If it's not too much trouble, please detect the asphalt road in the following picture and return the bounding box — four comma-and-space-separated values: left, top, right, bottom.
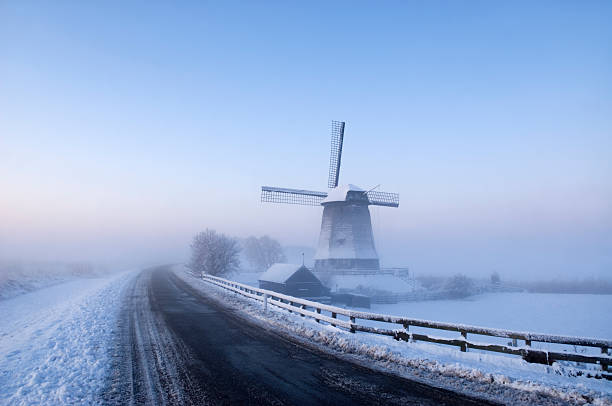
105, 267, 498, 405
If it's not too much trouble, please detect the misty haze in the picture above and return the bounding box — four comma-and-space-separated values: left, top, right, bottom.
1, 1, 611, 405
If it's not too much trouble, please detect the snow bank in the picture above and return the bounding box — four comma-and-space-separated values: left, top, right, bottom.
0, 261, 110, 301
0, 270, 135, 405
175, 266, 612, 406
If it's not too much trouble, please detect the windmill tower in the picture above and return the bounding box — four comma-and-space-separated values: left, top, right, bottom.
261, 121, 399, 273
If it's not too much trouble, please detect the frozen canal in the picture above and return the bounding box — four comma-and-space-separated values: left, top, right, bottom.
371, 292, 612, 339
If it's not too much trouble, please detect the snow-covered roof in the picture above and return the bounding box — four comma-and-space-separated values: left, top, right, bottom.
321, 184, 365, 204
259, 263, 306, 283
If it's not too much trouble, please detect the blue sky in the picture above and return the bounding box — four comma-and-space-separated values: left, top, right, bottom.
1, 1, 610, 278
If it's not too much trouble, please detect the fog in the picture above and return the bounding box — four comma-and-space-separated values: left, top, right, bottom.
1, 139, 610, 279
1, 1, 610, 281
2, 200, 610, 280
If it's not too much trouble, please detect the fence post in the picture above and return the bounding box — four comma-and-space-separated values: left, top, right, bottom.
331, 312, 337, 327
316, 308, 321, 323
263, 293, 268, 315
460, 331, 467, 352
350, 316, 356, 333
300, 304, 305, 317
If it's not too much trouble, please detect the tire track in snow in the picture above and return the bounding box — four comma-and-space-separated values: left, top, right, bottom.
104, 268, 209, 405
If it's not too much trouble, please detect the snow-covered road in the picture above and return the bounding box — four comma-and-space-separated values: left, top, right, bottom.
2, 266, 609, 405
188, 269, 612, 405
107, 266, 494, 405
103, 266, 209, 405
0, 270, 135, 405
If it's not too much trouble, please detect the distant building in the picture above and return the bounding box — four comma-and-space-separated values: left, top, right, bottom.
258, 264, 327, 298
260, 121, 400, 274
330, 292, 370, 308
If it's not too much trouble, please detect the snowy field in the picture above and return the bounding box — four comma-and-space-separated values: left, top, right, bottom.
370, 293, 612, 340
231, 271, 612, 340
182, 268, 612, 405
0, 270, 135, 405
0, 262, 108, 301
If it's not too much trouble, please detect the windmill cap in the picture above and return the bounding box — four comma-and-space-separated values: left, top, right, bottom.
321, 184, 368, 205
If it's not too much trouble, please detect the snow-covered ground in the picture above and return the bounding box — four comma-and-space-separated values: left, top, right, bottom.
370, 293, 612, 340
188, 268, 612, 405
0, 270, 135, 405
0, 262, 110, 301
232, 271, 612, 339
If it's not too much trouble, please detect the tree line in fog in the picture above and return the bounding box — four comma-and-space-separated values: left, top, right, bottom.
188, 229, 285, 276
514, 278, 612, 294
417, 273, 612, 296
188, 229, 612, 295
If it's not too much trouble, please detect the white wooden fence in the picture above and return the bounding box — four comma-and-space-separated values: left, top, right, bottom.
201, 274, 611, 379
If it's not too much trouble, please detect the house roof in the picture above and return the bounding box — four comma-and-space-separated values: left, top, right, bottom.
259, 263, 307, 283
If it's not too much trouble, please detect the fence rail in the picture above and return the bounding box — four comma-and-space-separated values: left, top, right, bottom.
201, 274, 611, 378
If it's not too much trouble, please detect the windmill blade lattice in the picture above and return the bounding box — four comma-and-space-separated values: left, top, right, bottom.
327, 121, 345, 188
366, 190, 400, 207
261, 186, 328, 206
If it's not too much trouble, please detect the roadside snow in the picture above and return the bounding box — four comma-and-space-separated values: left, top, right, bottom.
0, 262, 109, 301
176, 266, 612, 406
0, 270, 135, 405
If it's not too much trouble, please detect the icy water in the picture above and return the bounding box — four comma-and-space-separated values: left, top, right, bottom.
371, 293, 612, 339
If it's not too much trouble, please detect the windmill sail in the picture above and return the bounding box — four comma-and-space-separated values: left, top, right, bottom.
261, 186, 327, 206
327, 121, 345, 188
260, 120, 400, 273
366, 190, 400, 207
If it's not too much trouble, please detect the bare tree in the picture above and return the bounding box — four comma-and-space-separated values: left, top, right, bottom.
189, 229, 241, 276
243, 235, 286, 270
490, 271, 501, 285
69, 262, 95, 277
243, 236, 261, 269
444, 274, 475, 299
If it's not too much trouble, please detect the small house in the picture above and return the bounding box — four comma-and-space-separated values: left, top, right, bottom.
258, 264, 327, 298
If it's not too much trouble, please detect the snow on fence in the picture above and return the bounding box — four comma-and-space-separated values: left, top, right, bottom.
201, 274, 612, 379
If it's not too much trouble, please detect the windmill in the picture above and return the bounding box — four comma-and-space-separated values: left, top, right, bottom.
261, 121, 399, 272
